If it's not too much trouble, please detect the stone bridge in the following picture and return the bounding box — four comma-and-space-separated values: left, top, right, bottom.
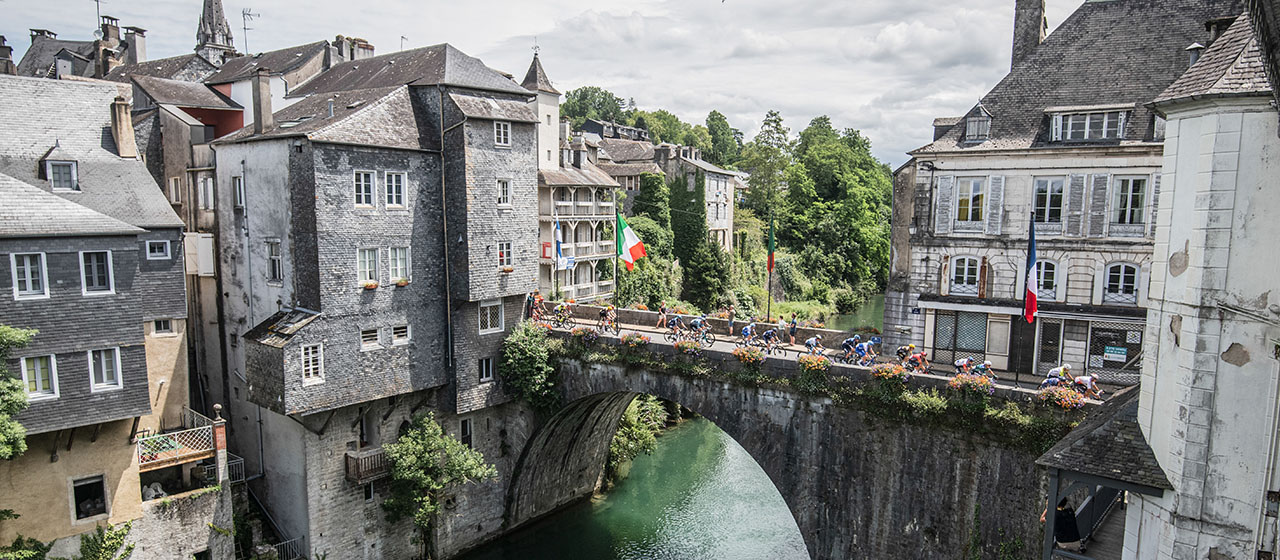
504, 330, 1080, 559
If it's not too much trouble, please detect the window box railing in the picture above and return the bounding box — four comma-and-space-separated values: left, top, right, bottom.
345, 447, 390, 485
137, 407, 216, 472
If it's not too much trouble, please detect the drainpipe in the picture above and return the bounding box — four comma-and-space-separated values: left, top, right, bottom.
438, 85, 467, 370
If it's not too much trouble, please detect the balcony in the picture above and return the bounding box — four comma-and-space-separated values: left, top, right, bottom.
543, 200, 616, 220
345, 447, 391, 485
137, 407, 216, 472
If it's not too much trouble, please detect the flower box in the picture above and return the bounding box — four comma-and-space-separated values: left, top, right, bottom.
394, 278, 410, 287
362, 281, 379, 290
501, 266, 514, 273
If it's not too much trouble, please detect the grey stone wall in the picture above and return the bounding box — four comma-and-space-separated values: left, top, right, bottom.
451, 297, 520, 415
130, 486, 235, 559
134, 228, 187, 321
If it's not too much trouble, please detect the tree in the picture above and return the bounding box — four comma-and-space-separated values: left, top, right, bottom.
682, 241, 729, 311
706, 110, 741, 167
614, 256, 676, 310
560, 86, 628, 129
667, 171, 709, 267
383, 413, 498, 542
738, 110, 792, 215
500, 321, 559, 413
631, 173, 671, 231
605, 395, 669, 482
626, 215, 673, 260
0, 325, 36, 460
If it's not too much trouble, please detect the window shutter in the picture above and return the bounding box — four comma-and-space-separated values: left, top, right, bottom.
934, 176, 955, 235
1066, 174, 1087, 237
1051, 115, 1063, 141
978, 256, 989, 298
940, 256, 951, 296
984, 175, 1005, 235
1087, 174, 1110, 237
1148, 173, 1161, 237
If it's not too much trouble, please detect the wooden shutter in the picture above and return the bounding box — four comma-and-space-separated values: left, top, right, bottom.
1148, 173, 1161, 237
978, 256, 990, 298
934, 176, 955, 235
1066, 174, 1087, 237
1051, 115, 1063, 141
984, 175, 1005, 235
1087, 174, 1110, 237
940, 255, 951, 296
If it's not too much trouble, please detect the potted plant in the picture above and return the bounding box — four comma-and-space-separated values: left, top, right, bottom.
501, 266, 514, 273
362, 280, 379, 290
395, 277, 410, 287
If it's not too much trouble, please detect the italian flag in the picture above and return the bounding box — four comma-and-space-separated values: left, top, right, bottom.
616, 212, 647, 270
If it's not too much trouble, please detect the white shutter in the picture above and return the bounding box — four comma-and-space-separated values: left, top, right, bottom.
1148, 173, 1161, 237
934, 176, 955, 235
984, 175, 1005, 235
197, 233, 215, 277
1051, 115, 1063, 141
1066, 174, 1087, 237
183, 232, 200, 276
1087, 174, 1110, 238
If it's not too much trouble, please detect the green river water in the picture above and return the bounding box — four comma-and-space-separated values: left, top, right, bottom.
459, 417, 809, 560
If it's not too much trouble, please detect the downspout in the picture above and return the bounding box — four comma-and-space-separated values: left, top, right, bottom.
438, 86, 468, 369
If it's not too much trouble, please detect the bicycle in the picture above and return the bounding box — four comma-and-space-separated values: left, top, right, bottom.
596, 317, 620, 336
664, 326, 685, 343
762, 339, 788, 357
694, 329, 717, 348
550, 311, 576, 330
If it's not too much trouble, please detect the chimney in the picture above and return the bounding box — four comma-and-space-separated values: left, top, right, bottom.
110, 96, 138, 158
560, 117, 571, 144
96, 16, 123, 78
0, 36, 15, 75
30, 29, 57, 41
1011, 0, 1047, 69
123, 26, 146, 65
99, 16, 120, 42
573, 148, 583, 168
252, 68, 273, 133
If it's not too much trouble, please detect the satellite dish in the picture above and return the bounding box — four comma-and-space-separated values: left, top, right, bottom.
93, 29, 104, 40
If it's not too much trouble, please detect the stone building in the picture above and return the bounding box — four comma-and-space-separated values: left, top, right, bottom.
212, 43, 541, 558
596, 136, 664, 213
524, 55, 622, 302
885, 0, 1244, 381
581, 117, 650, 141
0, 75, 232, 558
15, 16, 155, 80
656, 144, 735, 252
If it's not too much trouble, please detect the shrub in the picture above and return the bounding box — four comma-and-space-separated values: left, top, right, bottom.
621, 333, 651, 349
384, 413, 498, 536
797, 354, 830, 375
871, 363, 911, 385
501, 321, 560, 413
732, 346, 765, 366
948, 374, 996, 397
674, 340, 701, 356
832, 287, 860, 313
632, 303, 649, 311
1038, 386, 1085, 410
570, 327, 599, 346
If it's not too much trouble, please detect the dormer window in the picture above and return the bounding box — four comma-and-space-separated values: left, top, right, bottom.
1051, 110, 1127, 141
964, 115, 991, 143
47, 161, 78, 191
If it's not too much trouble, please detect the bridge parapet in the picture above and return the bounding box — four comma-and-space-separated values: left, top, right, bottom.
548, 301, 870, 341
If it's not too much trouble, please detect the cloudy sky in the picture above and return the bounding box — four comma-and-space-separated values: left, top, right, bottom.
4, 0, 1084, 166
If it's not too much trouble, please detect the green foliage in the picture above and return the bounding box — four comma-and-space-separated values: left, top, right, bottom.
632, 173, 672, 233
738, 110, 792, 215
626, 215, 672, 260
681, 242, 729, 312
705, 110, 741, 167
0, 535, 50, 560
500, 321, 561, 413
668, 172, 708, 267
614, 256, 676, 310
0, 325, 37, 460
605, 395, 670, 482
383, 413, 498, 533
559, 86, 628, 129
73, 521, 134, 560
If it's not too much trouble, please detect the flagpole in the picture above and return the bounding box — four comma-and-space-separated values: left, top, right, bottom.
766, 210, 774, 321
613, 188, 619, 301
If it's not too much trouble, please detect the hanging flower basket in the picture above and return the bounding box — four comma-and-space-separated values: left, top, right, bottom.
570, 327, 599, 346
501, 266, 514, 273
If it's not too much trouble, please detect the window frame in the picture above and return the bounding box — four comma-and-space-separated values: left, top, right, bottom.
391, 325, 411, 346
146, 240, 171, 260
497, 241, 513, 268
78, 250, 115, 296
1103, 263, 1140, 305
478, 299, 504, 335
479, 357, 495, 383
357, 248, 379, 285
70, 475, 109, 522
954, 177, 986, 223
950, 256, 981, 296
266, 240, 283, 283
20, 354, 58, 400
496, 179, 511, 207
460, 418, 473, 449
1033, 177, 1065, 224
385, 171, 406, 208
301, 343, 324, 384
11, 252, 50, 300
153, 319, 174, 335
493, 121, 511, 147
360, 328, 382, 351
1036, 261, 1058, 301
964, 115, 990, 143
1112, 176, 1147, 225
389, 246, 410, 282
353, 170, 375, 207
199, 177, 214, 210
87, 347, 123, 392
168, 177, 182, 203
1053, 111, 1127, 141
47, 160, 79, 191
233, 176, 245, 208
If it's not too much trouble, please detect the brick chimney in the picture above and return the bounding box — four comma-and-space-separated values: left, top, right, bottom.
110, 96, 138, 158
252, 68, 273, 133
1011, 0, 1047, 69
0, 36, 15, 75
123, 26, 146, 65
96, 16, 123, 78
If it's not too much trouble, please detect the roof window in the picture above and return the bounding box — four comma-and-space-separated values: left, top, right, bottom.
46, 161, 79, 191
1050, 110, 1128, 141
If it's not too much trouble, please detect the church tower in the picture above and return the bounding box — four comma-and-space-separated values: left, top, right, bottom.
523, 53, 561, 172
195, 0, 235, 66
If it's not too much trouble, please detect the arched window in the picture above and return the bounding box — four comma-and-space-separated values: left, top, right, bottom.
951, 256, 980, 296
1104, 263, 1139, 304
1036, 261, 1058, 300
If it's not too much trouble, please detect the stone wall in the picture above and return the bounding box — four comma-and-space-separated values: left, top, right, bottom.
130, 486, 235, 559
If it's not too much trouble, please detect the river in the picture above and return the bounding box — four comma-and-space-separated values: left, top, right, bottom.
459, 417, 809, 560
826, 293, 885, 333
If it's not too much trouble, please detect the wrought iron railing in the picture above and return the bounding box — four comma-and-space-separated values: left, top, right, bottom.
138, 407, 216, 471
273, 537, 306, 560
203, 452, 245, 484
345, 447, 390, 485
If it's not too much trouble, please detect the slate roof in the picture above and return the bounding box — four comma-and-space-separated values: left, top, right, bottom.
244, 308, 321, 348
597, 162, 663, 177
915, 0, 1246, 154
521, 54, 560, 95
103, 53, 216, 83
1037, 386, 1173, 492
204, 41, 329, 84
539, 162, 620, 188
0, 75, 183, 229
681, 156, 733, 176
598, 138, 655, 163
218, 85, 429, 151
132, 75, 240, 109
0, 172, 143, 238
449, 92, 538, 122
1155, 14, 1273, 104
288, 43, 531, 98
1250, 0, 1280, 99
15, 35, 96, 77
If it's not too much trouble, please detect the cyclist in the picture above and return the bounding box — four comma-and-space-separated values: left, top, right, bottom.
760, 327, 780, 352
954, 357, 975, 375
597, 305, 617, 331
532, 291, 545, 320
853, 339, 877, 366
688, 314, 708, 335
896, 343, 916, 362
1072, 374, 1103, 399
905, 349, 930, 373
804, 335, 824, 355
1039, 363, 1074, 389
740, 321, 758, 345
840, 335, 862, 362
553, 301, 572, 320
972, 360, 995, 379
666, 313, 683, 336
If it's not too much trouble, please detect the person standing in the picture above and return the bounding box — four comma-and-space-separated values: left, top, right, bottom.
655, 302, 669, 329
727, 305, 736, 335
1041, 498, 1083, 552
788, 312, 799, 345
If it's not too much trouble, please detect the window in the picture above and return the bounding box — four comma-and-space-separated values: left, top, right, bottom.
199, 177, 213, 210
354, 171, 374, 206
964, 115, 990, 142
80, 251, 113, 295
478, 300, 504, 334
1036, 261, 1057, 300
389, 247, 410, 281
497, 242, 512, 268
301, 344, 324, 381
168, 177, 182, 202
21, 355, 56, 398
233, 176, 245, 208
1054, 111, 1126, 141
11, 253, 48, 299
497, 179, 511, 206
493, 121, 511, 146
386, 172, 405, 208
48, 161, 78, 190
363, 483, 375, 502
1033, 177, 1065, 223
1113, 177, 1146, 225
360, 328, 381, 351
153, 319, 173, 334
144, 240, 170, 260
72, 476, 107, 520
88, 348, 121, 391
479, 357, 494, 383
460, 418, 473, 449
357, 248, 378, 284
1104, 263, 1139, 304
267, 241, 283, 282
391, 325, 410, 345
955, 178, 985, 222
951, 256, 980, 296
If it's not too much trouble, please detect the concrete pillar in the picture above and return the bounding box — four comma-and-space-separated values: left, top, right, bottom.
213, 403, 229, 483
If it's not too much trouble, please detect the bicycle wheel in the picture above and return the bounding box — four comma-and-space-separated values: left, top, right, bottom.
701, 332, 717, 348
664, 331, 678, 343
610, 323, 621, 336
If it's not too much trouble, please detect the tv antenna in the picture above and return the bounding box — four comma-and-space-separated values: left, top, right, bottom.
400, 35, 408, 52
94, 0, 106, 23
241, 8, 260, 53
532, 35, 539, 56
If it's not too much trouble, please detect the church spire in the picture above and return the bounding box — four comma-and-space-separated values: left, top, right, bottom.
521, 53, 560, 95
195, 0, 235, 66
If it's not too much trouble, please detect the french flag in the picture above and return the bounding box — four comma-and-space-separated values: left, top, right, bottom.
1024, 213, 1038, 323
